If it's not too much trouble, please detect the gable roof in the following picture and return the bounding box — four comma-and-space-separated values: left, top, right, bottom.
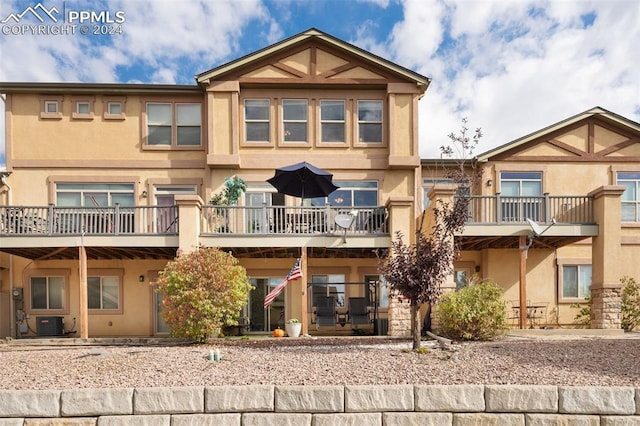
476, 106, 640, 161
196, 28, 430, 90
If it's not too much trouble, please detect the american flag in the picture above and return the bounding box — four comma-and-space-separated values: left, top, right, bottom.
264, 258, 303, 308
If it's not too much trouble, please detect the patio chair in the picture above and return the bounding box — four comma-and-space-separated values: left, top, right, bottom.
348, 297, 370, 327
314, 296, 337, 329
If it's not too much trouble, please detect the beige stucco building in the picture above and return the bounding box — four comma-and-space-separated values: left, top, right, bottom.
1, 28, 638, 340
0, 29, 427, 339
423, 107, 640, 330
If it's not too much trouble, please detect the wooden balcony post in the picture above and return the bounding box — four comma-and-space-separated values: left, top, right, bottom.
79, 245, 88, 339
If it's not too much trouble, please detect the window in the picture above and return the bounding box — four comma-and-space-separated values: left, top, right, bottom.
76, 102, 90, 115
40, 95, 63, 119
103, 97, 126, 120
45, 101, 59, 114
561, 264, 592, 299
357, 100, 383, 143
326, 181, 378, 207
311, 274, 345, 308
500, 172, 542, 221
617, 172, 640, 222
146, 102, 202, 147
244, 99, 270, 142
71, 97, 95, 119
88, 276, 120, 310
56, 183, 134, 207
30, 276, 65, 310
283, 99, 308, 142
108, 102, 122, 115
320, 100, 345, 142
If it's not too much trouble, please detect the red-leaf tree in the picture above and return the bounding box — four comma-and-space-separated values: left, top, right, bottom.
377, 119, 482, 349
154, 246, 252, 343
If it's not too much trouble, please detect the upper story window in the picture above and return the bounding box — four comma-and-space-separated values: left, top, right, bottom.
40, 95, 63, 119
71, 97, 95, 120
45, 101, 59, 114
244, 99, 270, 142
103, 97, 126, 120
617, 172, 640, 222
422, 178, 454, 210
320, 100, 345, 143
283, 99, 308, 142
357, 100, 383, 143
76, 102, 90, 114
146, 102, 202, 148
500, 172, 542, 222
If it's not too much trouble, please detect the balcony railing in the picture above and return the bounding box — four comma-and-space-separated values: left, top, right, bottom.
0, 205, 179, 236
1, 205, 389, 237
462, 194, 595, 224
201, 205, 388, 235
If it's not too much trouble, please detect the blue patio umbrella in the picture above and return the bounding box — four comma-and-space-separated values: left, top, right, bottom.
267, 161, 339, 201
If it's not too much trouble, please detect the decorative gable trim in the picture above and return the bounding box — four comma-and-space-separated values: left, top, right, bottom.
478, 107, 640, 163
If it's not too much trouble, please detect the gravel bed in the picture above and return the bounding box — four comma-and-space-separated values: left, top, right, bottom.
0, 335, 638, 390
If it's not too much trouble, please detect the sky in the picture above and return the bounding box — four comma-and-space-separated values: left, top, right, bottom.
1, 0, 639, 166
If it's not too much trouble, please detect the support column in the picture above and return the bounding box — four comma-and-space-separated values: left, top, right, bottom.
78, 246, 88, 339
385, 196, 414, 337
175, 195, 203, 254
589, 185, 625, 329
301, 248, 308, 336
518, 236, 528, 329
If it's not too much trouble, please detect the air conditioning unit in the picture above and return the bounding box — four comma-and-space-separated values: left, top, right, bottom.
36, 316, 64, 336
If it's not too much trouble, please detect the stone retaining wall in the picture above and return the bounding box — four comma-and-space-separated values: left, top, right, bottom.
0, 385, 638, 425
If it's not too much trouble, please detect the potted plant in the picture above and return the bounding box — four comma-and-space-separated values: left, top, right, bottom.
285, 319, 302, 338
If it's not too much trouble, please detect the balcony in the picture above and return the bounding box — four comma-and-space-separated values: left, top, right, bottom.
0, 204, 389, 259
456, 194, 598, 250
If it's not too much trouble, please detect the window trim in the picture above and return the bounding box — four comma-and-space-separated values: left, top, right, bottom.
142, 99, 204, 151
318, 99, 347, 146
617, 171, 640, 223
243, 98, 272, 145
103, 96, 126, 120
557, 259, 592, 303
281, 98, 310, 145
88, 268, 124, 314
24, 269, 71, 316
39, 95, 63, 119
355, 99, 384, 146
71, 96, 95, 120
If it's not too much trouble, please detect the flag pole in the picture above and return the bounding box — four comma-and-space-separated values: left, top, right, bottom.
301, 246, 308, 335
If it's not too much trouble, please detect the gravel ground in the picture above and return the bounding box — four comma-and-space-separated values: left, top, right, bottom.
0, 334, 638, 390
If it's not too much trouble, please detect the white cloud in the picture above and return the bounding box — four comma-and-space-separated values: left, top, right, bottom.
398, 0, 640, 157
1, 0, 638, 166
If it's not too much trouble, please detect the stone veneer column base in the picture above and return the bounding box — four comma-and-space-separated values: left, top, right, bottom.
590, 287, 622, 329
388, 297, 411, 337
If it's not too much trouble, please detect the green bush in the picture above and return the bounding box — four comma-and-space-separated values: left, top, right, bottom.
621, 276, 640, 332
435, 280, 507, 341
571, 276, 640, 331
570, 294, 592, 328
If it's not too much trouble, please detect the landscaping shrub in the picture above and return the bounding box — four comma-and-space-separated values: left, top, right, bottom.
621, 276, 640, 332
435, 280, 507, 341
154, 246, 252, 343
572, 276, 640, 331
